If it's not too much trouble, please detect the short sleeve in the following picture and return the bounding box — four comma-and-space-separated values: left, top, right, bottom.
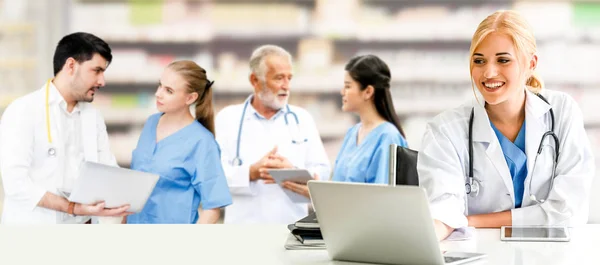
192, 138, 233, 210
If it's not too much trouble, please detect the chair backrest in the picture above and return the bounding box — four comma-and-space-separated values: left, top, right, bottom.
388, 144, 419, 186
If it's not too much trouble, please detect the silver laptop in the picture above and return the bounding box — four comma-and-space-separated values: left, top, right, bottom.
307, 181, 486, 265
68, 161, 160, 212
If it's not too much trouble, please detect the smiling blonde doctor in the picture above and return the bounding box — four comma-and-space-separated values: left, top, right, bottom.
417, 10, 595, 240
215, 45, 330, 224
0, 32, 131, 224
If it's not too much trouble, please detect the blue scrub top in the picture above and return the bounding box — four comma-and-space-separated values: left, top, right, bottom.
332, 122, 407, 184
490, 121, 527, 208
127, 113, 233, 224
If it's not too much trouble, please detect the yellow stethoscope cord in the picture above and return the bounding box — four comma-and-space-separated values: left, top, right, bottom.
45, 78, 53, 144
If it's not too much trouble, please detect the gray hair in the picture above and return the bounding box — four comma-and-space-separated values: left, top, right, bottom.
249, 45, 292, 81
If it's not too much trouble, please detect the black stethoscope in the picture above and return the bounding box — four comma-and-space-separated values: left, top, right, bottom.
231, 96, 307, 166
466, 93, 560, 204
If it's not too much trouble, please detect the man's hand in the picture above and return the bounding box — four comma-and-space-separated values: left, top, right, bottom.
264, 153, 294, 169
74, 201, 133, 217
281, 173, 319, 199
249, 146, 279, 183
257, 152, 295, 184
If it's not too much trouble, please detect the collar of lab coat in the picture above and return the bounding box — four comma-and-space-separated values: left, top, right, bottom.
471, 89, 551, 144
244, 94, 286, 121
43, 80, 97, 162
47, 81, 81, 114
471, 89, 553, 200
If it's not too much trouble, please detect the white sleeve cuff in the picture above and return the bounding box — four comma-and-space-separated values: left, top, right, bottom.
227, 164, 256, 196
27, 186, 47, 211
430, 199, 468, 229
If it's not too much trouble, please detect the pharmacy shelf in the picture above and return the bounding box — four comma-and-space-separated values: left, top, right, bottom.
364, 0, 515, 13
217, 0, 316, 8
107, 35, 307, 58
75, 0, 315, 6
107, 38, 474, 60
0, 22, 35, 33
99, 80, 478, 95
0, 58, 36, 69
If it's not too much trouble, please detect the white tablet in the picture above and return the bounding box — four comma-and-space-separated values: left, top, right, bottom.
500, 226, 570, 242
68, 161, 160, 213
267, 168, 313, 184
267, 169, 313, 203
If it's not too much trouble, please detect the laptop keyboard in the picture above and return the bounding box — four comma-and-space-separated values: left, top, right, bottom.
444, 256, 468, 263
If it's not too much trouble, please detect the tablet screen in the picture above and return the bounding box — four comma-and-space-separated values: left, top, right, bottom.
268, 169, 313, 184
503, 227, 568, 239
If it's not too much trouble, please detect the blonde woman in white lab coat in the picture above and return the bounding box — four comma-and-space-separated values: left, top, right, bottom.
0, 32, 131, 224
417, 10, 595, 240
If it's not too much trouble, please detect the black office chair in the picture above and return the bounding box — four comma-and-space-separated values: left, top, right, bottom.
388, 144, 419, 186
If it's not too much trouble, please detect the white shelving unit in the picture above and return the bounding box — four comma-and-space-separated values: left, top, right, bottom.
64, 0, 600, 166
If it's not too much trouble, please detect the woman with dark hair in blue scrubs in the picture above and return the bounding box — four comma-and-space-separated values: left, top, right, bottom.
282, 55, 408, 197
330, 55, 408, 184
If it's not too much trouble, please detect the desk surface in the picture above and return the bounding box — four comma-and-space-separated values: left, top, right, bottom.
0, 225, 599, 265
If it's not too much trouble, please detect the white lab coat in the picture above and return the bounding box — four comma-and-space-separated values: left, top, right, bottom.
0, 82, 117, 224
215, 96, 330, 224
418, 89, 595, 228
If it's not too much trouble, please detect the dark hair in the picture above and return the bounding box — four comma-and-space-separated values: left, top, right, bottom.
345, 55, 406, 138
53, 32, 112, 75
167, 60, 215, 136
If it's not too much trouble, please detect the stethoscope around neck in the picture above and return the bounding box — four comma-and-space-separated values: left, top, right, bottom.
465, 93, 560, 204
44, 78, 57, 157
231, 96, 307, 166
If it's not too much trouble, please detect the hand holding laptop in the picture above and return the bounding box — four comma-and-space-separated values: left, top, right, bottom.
57, 189, 134, 217
67, 161, 160, 213
74, 201, 133, 217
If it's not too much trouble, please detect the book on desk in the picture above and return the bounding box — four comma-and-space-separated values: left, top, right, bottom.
295, 212, 319, 229
285, 213, 325, 250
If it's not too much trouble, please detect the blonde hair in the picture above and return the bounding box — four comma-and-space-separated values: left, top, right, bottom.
167, 60, 215, 135
469, 10, 543, 94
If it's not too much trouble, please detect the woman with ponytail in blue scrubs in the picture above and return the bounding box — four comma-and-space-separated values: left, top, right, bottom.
126, 61, 232, 224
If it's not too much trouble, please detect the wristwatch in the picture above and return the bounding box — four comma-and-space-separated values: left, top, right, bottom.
67, 202, 76, 217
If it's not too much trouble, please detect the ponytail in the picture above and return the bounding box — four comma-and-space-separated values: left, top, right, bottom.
526, 72, 544, 93
376, 89, 406, 138
195, 80, 215, 136
167, 60, 216, 136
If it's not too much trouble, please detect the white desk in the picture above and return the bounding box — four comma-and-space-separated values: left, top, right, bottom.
0, 225, 599, 265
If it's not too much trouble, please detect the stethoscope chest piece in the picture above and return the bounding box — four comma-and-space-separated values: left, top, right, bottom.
466, 180, 480, 197
232, 157, 242, 166
48, 147, 56, 157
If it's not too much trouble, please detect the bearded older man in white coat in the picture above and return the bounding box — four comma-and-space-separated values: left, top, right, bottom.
215, 45, 330, 224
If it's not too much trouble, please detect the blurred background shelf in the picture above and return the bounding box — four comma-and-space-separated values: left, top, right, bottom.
2, 0, 600, 167
3, 0, 600, 223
